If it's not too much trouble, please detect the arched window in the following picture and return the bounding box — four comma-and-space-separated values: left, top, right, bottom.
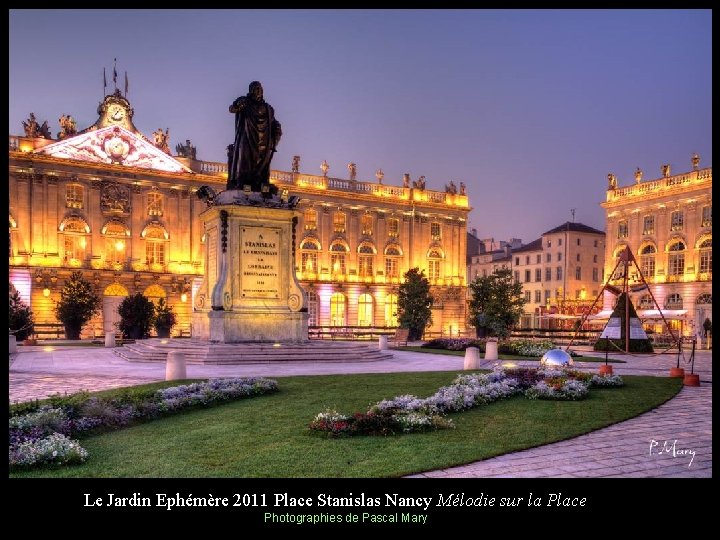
361, 214, 373, 236
330, 292, 346, 326
639, 243, 656, 279
384, 244, 402, 279
330, 241, 348, 276
102, 218, 129, 266
387, 218, 399, 238
333, 212, 346, 233
665, 293, 683, 309
142, 222, 169, 269
147, 190, 163, 216
698, 237, 712, 275
358, 293, 374, 326
304, 208, 317, 231
638, 294, 654, 309
300, 238, 320, 276
427, 248, 444, 281
59, 216, 90, 266
385, 293, 399, 327
144, 284, 166, 301
307, 291, 318, 325
667, 240, 686, 277
696, 293, 711, 305
103, 283, 129, 297
65, 184, 84, 209
358, 242, 375, 279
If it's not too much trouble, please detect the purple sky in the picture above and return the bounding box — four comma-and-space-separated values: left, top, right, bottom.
9, 9, 712, 242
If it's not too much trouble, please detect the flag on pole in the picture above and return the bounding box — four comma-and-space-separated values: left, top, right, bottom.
113, 58, 117, 86
103, 67, 107, 92
124, 71, 128, 96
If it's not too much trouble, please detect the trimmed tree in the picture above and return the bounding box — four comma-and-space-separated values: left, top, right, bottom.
118, 293, 155, 339
468, 267, 525, 339
397, 268, 433, 341
153, 298, 177, 338
9, 281, 34, 341
54, 271, 101, 340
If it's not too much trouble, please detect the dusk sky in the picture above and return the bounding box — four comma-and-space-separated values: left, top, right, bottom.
9, 9, 712, 242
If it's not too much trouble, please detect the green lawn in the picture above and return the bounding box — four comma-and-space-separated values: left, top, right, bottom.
10, 371, 680, 478
399, 346, 626, 363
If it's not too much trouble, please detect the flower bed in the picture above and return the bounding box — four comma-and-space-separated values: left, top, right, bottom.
9, 377, 278, 470
420, 337, 579, 357
309, 368, 623, 437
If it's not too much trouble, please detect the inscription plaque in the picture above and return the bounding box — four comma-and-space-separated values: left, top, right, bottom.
241, 226, 280, 298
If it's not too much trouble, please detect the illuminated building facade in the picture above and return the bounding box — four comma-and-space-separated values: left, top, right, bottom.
9, 91, 470, 337
601, 158, 712, 337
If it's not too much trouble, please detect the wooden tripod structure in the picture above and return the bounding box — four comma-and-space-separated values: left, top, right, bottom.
565, 246, 681, 353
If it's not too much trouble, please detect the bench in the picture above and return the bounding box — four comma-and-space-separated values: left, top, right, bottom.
393, 328, 410, 347
32, 323, 65, 340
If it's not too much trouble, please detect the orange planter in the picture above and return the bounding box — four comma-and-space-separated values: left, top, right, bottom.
683, 374, 700, 387
669, 367, 685, 378
599, 365, 613, 376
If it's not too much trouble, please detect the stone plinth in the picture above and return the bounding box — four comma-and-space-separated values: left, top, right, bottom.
192, 194, 308, 343
166, 351, 187, 380
105, 332, 116, 348
464, 346, 480, 370
9, 334, 17, 354
485, 339, 498, 360
378, 335, 388, 350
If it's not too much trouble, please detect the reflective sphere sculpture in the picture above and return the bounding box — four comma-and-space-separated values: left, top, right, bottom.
540, 348, 574, 367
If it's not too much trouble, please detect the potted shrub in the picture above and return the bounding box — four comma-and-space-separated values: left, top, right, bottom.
153, 298, 177, 338
54, 271, 101, 340
117, 293, 155, 340
9, 281, 34, 343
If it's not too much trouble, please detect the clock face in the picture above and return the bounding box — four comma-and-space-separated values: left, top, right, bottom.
108, 104, 126, 122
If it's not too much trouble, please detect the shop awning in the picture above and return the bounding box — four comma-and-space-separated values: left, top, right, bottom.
637, 309, 688, 319
587, 309, 614, 320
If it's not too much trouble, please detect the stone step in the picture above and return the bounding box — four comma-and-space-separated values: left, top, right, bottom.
112, 339, 392, 364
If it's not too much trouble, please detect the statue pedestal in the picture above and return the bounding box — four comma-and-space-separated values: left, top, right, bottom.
192, 194, 308, 343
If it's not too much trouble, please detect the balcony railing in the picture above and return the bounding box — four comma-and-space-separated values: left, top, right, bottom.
607, 168, 712, 201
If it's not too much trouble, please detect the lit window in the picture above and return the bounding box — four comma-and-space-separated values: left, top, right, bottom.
330, 292, 346, 326
304, 209, 317, 231
617, 220, 628, 239
65, 184, 84, 209
665, 294, 683, 309
638, 295, 653, 309
385, 257, 399, 278
333, 212, 346, 233
640, 244, 656, 279
701, 206, 712, 227
331, 254, 346, 276
670, 211, 684, 232
643, 215, 655, 235
63, 235, 85, 265
361, 214, 373, 236
147, 191, 163, 216
388, 218, 399, 238
307, 292, 318, 325
544, 290, 551, 303
699, 238, 712, 274
428, 260, 441, 281
301, 252, 318, 274
358, 293, 373, 326
359, 255, 374, 278
385, 293, 399, 327
534, 290, 541, 303
146, 242, 165, 266
524, 291, 531, 302
667, 241, 685, 276
430, 222, 441, 241
696, 293, 711, 305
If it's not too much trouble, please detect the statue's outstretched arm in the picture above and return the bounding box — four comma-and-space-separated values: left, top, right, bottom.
229, 96, 247, 113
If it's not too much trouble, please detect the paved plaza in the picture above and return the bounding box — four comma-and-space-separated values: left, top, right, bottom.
9, 343, 712, 478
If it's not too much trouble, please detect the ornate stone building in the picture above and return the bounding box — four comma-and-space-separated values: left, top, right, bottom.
601, 158, 712, 337
9, 91, 470, 338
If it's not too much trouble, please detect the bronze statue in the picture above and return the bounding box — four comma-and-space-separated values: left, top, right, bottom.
692, 153, 700, 170
661, 164, 671, 178
153, 127, 170, 154
58, 114, 77, 139
23, 113, 50, 138
347, 162, 357, 181
176, 139, 196, 160
634, 167, 643, 184
227, 81, 282, 194
292, 155, 300, 173
403, 173, 410, 188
